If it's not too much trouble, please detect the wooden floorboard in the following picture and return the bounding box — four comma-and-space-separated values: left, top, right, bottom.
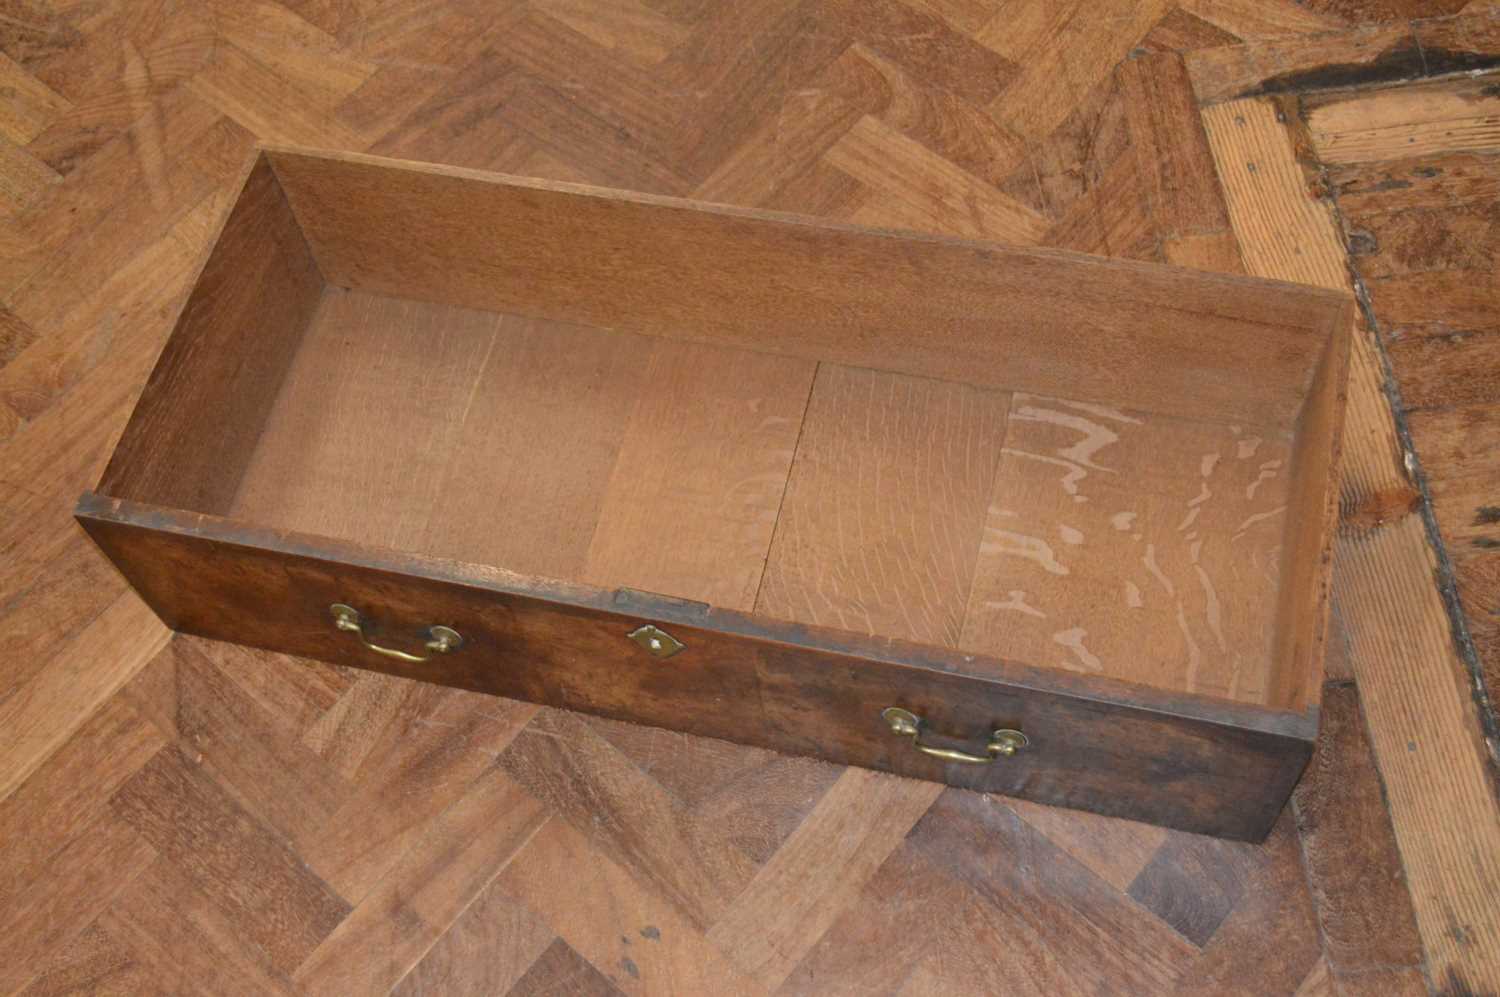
1, 2, 1496, 993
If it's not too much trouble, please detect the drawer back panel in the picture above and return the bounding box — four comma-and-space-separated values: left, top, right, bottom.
264, 147, 1347, 431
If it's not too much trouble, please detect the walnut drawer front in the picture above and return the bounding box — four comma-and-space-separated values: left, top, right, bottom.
79, 495, 1313, 842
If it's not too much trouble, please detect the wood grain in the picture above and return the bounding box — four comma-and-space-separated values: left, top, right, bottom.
97, 153, 325, 514
6, 3, 1498, 992
1184, 22, 1421, 104
266, 146, 1346, 429
582, 340, 815, 610
756, 363, 1009, 647
0, 593, 169, 801
1118, 51, 1233, 240
77, 494, 1315, 840
962, 393, 1295, 704
703, 769, 941, 990
109, 745, 351, 976
1208, 91, 1500, 994
1305, 76, 1500, 164
291, 769, 548, 996
232, 291, 651, 580
1292, 683, 1424, 974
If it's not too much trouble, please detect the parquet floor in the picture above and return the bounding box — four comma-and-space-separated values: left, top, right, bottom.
2, 1, 1498, 994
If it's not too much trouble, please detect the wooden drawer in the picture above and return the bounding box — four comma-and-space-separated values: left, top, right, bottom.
77, 146, 1351, 841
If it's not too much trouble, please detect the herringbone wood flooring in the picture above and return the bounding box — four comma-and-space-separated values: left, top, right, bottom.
2, 0, 1498, 993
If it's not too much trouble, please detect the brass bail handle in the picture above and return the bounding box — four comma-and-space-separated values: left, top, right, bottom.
882, 707, 1027, 764
330, 603, 463, 663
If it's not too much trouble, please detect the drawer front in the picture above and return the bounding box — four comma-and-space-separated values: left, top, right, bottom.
78, 495, 1312, 841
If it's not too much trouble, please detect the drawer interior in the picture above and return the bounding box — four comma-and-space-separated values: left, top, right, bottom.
97, 148, 1349, 718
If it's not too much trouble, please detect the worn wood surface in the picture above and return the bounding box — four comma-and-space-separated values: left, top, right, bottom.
961, 394, 1299, 705
1204, 89, 1500, 993
101, 148, 1345, 726
1312, 70, 1500, 994
76, 494, 1316, 840
3, 1, 1496, 993
266, 145, 1342, 429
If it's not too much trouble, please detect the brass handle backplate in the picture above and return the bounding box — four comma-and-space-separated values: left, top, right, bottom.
330, 603, 463, 662
882, 707, 1027, 764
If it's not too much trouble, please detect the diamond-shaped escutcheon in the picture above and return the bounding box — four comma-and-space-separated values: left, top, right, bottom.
626, 624, 685, 659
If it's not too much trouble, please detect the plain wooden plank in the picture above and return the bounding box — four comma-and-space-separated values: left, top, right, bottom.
110, 746, 353, 977
1305, 76, 1500, 165
827, 113, 1047, 242
291, 768, 549, 997
961, 393, 1295, 705
581, 339, 814, 610
231, 290, 652, 581
1118, 51, 1232, 239
97, 153, 326, 513
1291, 684, 1424, 974
0, 814, 158, 995
0, 593, 169, 802
1202, 100, 1351, 290
265, 146, 1347, 429
756, 363, 1009, 647
1207, 93, 1500, 994
391, 876, 556, 997
494, 819, 766, 996
704, 769, 941, 991
1333, 518, 1500, 992
98, 857, 298, 997
294, 684, 537, 904
0, 694, 164, 900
